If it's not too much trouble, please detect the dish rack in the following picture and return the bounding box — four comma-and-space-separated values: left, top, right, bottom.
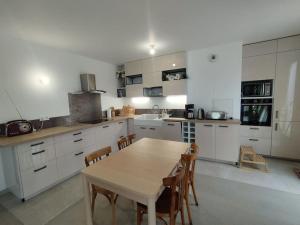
182, 121, 195, 143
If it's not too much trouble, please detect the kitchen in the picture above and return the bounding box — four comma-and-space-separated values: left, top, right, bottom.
0, 1, 300, 225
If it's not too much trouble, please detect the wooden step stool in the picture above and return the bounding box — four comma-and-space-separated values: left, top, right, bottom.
240, 146, 268, 172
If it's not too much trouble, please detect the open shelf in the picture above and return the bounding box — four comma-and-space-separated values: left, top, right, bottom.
126, 74, 143, 85
162, 68, 187, 81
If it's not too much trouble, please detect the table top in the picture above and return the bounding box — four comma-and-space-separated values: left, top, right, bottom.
82, 138, 189, 199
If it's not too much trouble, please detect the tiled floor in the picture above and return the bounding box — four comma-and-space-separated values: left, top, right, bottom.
0, 158, 300, 225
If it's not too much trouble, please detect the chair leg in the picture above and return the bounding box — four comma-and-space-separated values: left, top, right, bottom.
136, 205, 143, 225
185, 197, 193, 225
191, 181, 199, 206
180, 208, 185, 225
91, 191, 97, 216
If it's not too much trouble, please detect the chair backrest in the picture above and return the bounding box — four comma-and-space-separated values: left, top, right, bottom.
117, 137, 129, 150
162, 167, 185, 221
190, 143, 199, 174
180, 154, 195, 197
85, 146, 112, 167
127, 133, 136, 144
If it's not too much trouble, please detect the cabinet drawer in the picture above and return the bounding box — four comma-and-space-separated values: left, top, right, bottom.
57, 151, 85, 180
21, 160, 58, 198
16, 138, 54, 152
240, 137, 271, 155
55, 136, 92, 158
240, 126, 272, 138
18, 145, 56, 171
54, 129, 91, 143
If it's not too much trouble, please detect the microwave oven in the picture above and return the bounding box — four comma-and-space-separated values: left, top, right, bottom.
241, 80, 273, 98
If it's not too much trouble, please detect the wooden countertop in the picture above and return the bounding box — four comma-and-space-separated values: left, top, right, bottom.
0, 116, 129, 147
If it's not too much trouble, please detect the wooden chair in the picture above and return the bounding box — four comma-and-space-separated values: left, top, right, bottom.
85, 147, 118, 225
181, 152, 198, 225
117, 137, 129, 150
127, 133, 136, 144
136, 167, 186, 225
189, 143, 199, 206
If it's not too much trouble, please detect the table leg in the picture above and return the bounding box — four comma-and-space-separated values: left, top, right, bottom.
148, 198, 156, 225
82, 175, 93, 225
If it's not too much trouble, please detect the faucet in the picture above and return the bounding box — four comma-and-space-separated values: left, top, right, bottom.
152, 105, 160, 114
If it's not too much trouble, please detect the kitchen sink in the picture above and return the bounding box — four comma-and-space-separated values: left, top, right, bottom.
134, 114, 169, 126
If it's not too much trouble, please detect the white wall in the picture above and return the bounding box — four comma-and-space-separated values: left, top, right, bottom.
0, 35, 122, 123
123, 95, 186, 110
187, 42, 242, 119
0, 36, 122, 191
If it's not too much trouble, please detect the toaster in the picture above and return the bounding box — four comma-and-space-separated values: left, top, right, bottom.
0, 120, 33, 137
206, 111, 227, 120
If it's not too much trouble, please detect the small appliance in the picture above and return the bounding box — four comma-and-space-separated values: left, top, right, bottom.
184, 104, 195, 119
241, 79, 273, 98
240, 98, 272, 126
0, 120, 33, 137
197, 108, 205, 120
206, 111, 227, 120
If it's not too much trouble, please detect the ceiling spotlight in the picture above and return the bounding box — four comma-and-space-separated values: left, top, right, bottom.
149, 45, 156, 55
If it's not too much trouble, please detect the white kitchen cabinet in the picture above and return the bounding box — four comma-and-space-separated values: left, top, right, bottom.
162, 80, 187, 96
125, 60, 142, 76
134, 125, 162, 140
56, 151, 85, 180
242, 54, 276, 81
141, 58, 157, 73
274, 50, 300, 122
240, 126, 272, 139
158, 52, 186, 71
20, 159, 58, 199
162, 122, 182, 141
277, 35, 300, 52
242, 40, 277, 57
271, 122, 300, 159
215, 125, 239, 162
240, 137, 271, 155
143, 72, 162, 87
195, 124, 216, 159
126, 84, 144, 97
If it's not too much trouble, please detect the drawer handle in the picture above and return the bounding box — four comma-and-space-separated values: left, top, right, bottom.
75, 152, 84, 156
31, 141, 44, 147
140, 127, 147, 130
32, 150, 46, 155
149, 128, 156, 130
204, 124, 213, 127
167, 124, 175, 126
219, 125, 228, 128
34, 165, 47, 173
74, 138, 83, 143
249, 138, 259, 142
73, 132, 82, 136
118, 122, 124, 124
275, 123, 278, 131
250, 127, 259, 130
103, 125, 109, 128
275, 110, 279, 119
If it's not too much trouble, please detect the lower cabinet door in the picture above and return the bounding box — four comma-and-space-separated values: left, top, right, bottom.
134, 126, 149, 140
215, 125, 239, 162
147, 126, 162, 139
21, 160, 58, 198
56, 151, 85, 180
196, 124, 216, 159
240, 137, 271, 155
162, 122, 182, 141
271, 122, 300, 159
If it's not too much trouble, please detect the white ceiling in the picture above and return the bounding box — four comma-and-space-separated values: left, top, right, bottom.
1, 0, 300, 64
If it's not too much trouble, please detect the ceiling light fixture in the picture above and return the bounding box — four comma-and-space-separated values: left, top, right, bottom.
149, 45, 156, 55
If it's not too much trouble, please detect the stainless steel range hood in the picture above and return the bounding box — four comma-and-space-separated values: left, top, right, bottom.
71, 74, 106, 94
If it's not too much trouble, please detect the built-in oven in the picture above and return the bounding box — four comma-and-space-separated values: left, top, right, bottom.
240, 98, 273, 126
241, 80, 273, 98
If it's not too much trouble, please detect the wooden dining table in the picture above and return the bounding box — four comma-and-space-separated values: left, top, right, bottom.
81, 138, 189, 225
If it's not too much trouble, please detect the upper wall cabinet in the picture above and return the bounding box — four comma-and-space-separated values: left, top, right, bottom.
277, 35, 300, 52
125, 60, 142, 76
242, 54, 276, 81
242, 40, 277, 57
162, 80, 187, 96
143, 72, 162, 88
157, 52, 186, 71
